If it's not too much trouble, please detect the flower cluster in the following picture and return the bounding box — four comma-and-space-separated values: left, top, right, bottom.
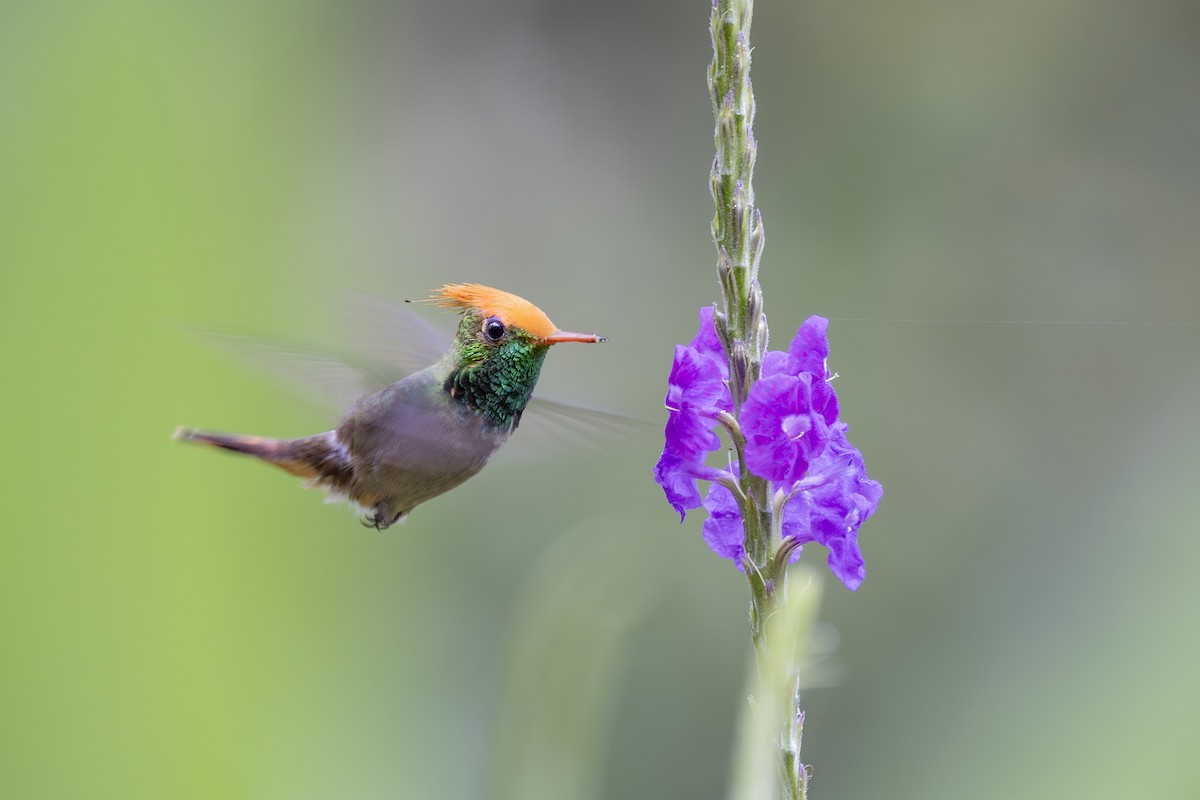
654, 309, 882, 590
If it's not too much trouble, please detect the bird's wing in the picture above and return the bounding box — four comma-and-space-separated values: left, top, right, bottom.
338, 292, 450, 378
176, 294, 451, 416
176, 326, 378, 416
503, 396, 656, 459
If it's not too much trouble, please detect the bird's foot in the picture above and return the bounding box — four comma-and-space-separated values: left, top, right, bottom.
359, 503, 405, 531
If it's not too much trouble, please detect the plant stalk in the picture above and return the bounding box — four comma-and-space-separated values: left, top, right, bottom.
708, 2, 814, 797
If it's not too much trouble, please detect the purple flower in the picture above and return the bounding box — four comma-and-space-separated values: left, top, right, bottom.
743, 316, 842, 484
654, 307, 733, 520
658, 308, 881, 589
700, 425, 880, 589
781, 424, 883, 590
656, 449, 724, 518
742, 372, 832, 485
664, 345, 727, 423
761, 317, 838, 424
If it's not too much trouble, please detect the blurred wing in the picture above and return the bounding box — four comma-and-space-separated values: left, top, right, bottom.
177, 326, 376, 415
339, 292, 450, 378
496, 395, 657, 461
177, 296, 451, 416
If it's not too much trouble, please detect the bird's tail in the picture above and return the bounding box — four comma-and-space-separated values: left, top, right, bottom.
173, 427, 352, 488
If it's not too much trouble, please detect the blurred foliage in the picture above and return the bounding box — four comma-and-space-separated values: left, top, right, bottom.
2, 1, 1199, 798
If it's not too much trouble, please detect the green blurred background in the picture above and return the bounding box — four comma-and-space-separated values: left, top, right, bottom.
3, 1, 1199, 798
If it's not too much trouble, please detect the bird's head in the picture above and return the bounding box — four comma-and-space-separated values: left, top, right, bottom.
427, 283, 605, 370
420, 283, 606, 427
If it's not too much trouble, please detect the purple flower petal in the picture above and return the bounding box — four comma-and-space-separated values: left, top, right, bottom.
654, 310, 734, 519
788, 316, 839, 423
665, 345, 728, 415
664, 406, 720, 457
701, 480, 745, 567
654, 449, 705, 520
689, 306, 727, 369
781, 423, 882, 590
825, 532, 866, 590
758, 317, 838, 422
742, 373, 830, 484
811, 372, 839, 427
788, 316, 831, 379
761, 349, 798, 378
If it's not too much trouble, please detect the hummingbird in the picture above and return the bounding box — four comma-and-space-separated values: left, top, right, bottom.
175, 283, 607, 529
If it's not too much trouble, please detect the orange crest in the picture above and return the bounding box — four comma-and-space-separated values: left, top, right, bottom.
426, 283, 558, 340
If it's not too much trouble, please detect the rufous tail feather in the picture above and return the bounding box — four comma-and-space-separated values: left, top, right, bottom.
173, 427, 351, 485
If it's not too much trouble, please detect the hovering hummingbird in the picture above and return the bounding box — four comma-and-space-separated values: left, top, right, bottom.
175, 283, 607, 529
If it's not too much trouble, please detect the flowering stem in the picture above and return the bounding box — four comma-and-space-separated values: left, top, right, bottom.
728, 568, 821, 800
709, 0, 767, 411
708, 1, 812, 798
658, 8, 881, 785
709, 0, 775, 608
709, 0, 772, 610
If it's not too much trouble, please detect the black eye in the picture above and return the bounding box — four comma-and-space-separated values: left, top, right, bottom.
483, 317, 506, 342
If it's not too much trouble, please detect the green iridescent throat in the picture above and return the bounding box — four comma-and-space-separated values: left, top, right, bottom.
445, 315, 550, 428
